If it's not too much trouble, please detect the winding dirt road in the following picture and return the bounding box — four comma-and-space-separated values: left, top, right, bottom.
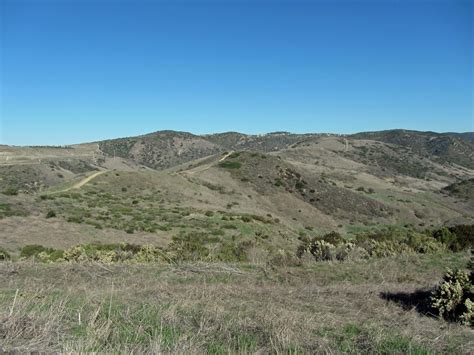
184, 151, 234, 175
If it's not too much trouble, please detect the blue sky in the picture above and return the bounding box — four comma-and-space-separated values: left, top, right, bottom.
1, 0, 472, 145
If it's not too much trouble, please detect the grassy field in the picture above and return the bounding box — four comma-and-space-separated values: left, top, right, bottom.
1, 252, 472, 353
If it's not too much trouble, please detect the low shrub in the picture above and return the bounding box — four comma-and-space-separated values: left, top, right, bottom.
274, 178, 284, 187
20, 245, 50, 258
46, 210, 56, 218
295, 226, 467, 263
215, 240, 253, 262
20, 244, 64, 262
431, 264, 473, 326
166, 240, 210, 262
445, 225, 474, 251
0, 247, 10, 261
218, 161, 241, 169
2, 187, 18, 196
62, 243, 161, 263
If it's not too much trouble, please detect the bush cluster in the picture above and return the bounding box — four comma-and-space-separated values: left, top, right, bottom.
432, 225, 474, 252
431, 256, 473, 327
297, 226, 473, 262
17, 236, 256, 264
167, 231, 254, 262
19, 243, 166, 264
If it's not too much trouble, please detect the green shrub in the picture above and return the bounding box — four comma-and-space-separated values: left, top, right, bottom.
309, 240, 336, 261
20, 245, 50, 258
268, 249, 301, 267
133, 245, 167, 263
166, 240, 210, 262
321, 231, 344, 245
295, 181, 305, 190
218, 161, 241, 169
0, 247, 10, 261
432, 225, 474, 252
62, 243, 154, 263
2, 187, 18, 195
447, 225, 474, 251
431, 268, 473, 326
46, 210, 56, 218
20, 244, 64, 262
296, 226, 451, 263
405, 232, 445, 254
215, 241, 252, 262
274, 178, 284, 187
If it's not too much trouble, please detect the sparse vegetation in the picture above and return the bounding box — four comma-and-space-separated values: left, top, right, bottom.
218, 161, 241, 169
2, 187, 18, 195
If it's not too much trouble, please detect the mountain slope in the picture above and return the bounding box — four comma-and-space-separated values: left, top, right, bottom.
98, 130, 223, 170
351, 129, 474, 169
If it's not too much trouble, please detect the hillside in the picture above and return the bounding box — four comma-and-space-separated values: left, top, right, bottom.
351, 129, 474, 169
98, 131, 223, 170
442, 178, 474, 203
0, 129, 473, 248
1, 128, 474, 352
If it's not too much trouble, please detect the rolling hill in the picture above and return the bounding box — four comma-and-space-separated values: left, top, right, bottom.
0, 129, 473, 253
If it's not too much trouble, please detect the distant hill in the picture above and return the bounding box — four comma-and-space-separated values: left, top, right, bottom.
97, 129, 474, 172
350, 129, 474, 169
204, 132, 322, 152
98, 130, 222, 170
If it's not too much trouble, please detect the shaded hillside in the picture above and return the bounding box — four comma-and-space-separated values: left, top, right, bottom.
448, 132, 474, 144
341, 140, 448, 180
351, 130, 474, 169
442, 178, 474, 201
217, 151, 392, 220
205, 132, 322, 152
98, 131, 222, 170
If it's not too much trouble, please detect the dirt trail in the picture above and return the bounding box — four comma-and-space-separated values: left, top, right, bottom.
48, 170, 106, 194
184, 151, 234, 175
70, 171, 106, 189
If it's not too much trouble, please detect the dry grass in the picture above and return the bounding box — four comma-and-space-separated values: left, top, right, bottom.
1, 253, 473, 353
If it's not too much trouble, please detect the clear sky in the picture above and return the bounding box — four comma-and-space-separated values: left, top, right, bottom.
1, 0, 472, 145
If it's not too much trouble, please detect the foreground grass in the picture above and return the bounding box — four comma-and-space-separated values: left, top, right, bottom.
1, 253, 473, 353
